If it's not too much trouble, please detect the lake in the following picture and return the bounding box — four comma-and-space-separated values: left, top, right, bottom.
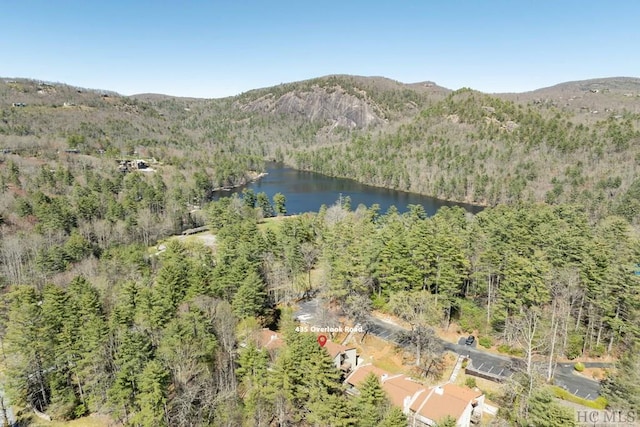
216, 163, 484, 216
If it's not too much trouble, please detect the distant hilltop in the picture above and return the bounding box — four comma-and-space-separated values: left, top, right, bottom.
1, 74, 640, 212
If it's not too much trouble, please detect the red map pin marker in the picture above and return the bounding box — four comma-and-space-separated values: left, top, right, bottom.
317, 335, 327, 347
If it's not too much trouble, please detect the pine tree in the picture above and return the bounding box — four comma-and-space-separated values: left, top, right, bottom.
354, 373, 387, 426
107, 328, 153, 422
232, 270, 267, 319
3, 286, 52, 412
257, 192, 274, 218
157, 308, 217, 374
307, 393, 357, 427
151, 252, 189, 327
186, 246, 215, 298
64, 277, 108, 413
270, 329, 344, 423
526, 388, 576, 427
131, 360, 169, 427
602, 342, 640, 410
376, 218, 421, 294
273, 192, 287, 216
436, 415, 457, 427
237, 344, 274, 426
242, 188, 257, 209
379, 406, 408, 427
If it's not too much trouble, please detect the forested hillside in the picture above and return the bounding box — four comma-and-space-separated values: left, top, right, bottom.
4, 75, 639, 221
2, 197, 639, 425
1, 75, 640, 426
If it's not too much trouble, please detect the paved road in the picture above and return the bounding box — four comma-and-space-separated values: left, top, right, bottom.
365, 316, 519, 380
295, 302, 518, 379
554, 363, 607, 400
294, 298, 610, 399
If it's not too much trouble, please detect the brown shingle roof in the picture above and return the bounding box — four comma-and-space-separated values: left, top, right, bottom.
412, 383, 483, 422
345, 364, 389, 387
323, 340, 353, 359
345, 365, 484, 424
383, 375, 426, 408
346, 365, 425, 408
442, 383, 482, 401
257, 329, 284, 350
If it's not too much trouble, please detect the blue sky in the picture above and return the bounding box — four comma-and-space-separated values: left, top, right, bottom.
1, 1, 638, 98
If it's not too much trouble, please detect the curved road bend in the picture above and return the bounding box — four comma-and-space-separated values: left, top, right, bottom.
294, 299, 609, 400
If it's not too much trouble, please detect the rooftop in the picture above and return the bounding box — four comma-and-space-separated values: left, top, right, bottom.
345, 364, 484, 424
257, 329, 284, 350
412, 383, 481, 422
323, 340, 354, 359
345, 364, 389, 388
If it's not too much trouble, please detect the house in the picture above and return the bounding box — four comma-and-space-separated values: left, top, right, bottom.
245, 328, 285, 361
323, 340, 358, 373
410, 383, 483, 427
116, 159, 150, 173
257, 328, 284, 351
252, 330, 360, 373
345, 364, 388, 390
345, 364, 484, 427
345, 364, 426, 410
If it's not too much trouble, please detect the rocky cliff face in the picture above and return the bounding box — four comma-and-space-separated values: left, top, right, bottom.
237, 84, 386, 129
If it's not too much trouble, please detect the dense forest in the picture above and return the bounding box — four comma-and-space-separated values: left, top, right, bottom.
1, 75, 640, 426
2, 194, 640, 425
3, 76, 640, 224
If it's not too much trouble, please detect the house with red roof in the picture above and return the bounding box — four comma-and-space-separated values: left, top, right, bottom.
257, 328, 284, 350
253, 330, 359, 374
323, 340, 359, 373
345, 364, 484, 427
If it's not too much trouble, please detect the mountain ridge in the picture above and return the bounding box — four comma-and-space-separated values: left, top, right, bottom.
6, 74, 639, 101
2, 74, 640, 222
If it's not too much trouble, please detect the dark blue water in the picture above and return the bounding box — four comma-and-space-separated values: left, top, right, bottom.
217, 163, 484, 216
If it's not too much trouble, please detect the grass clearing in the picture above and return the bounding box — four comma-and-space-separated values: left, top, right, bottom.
257, 216, 285, 233
148, 231, 217, 255
351, 334, 407, 375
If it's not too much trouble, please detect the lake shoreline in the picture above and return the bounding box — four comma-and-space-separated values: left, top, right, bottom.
214, 163, 484, 216
288, 163, 489, 209
212, 170, 268, 192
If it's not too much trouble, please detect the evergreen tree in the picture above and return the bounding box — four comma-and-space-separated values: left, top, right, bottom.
273, 192, 287, 216
270, 329, 343, 423
64, 277, 108, 413
257, 192, 274, 218
131, 360, 169, 427
436, 415, 457, 427
376, 218, 421, 294
237, 344, 274, 426
157, 308, 218, 426
107, 328, 153, 422
601, 342, 640, 410
307, 392, 357, 427
232, 270, 267, 319
186, 245, 215, 298
379, 406, 408, 427
355, 373, 387, 426
150, 245, 189, 327
242, 188, 256, 209
526, 388, 576, 427
3, 286, 52, 412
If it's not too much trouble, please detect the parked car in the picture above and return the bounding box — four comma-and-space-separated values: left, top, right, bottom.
465, 335, 475, 345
